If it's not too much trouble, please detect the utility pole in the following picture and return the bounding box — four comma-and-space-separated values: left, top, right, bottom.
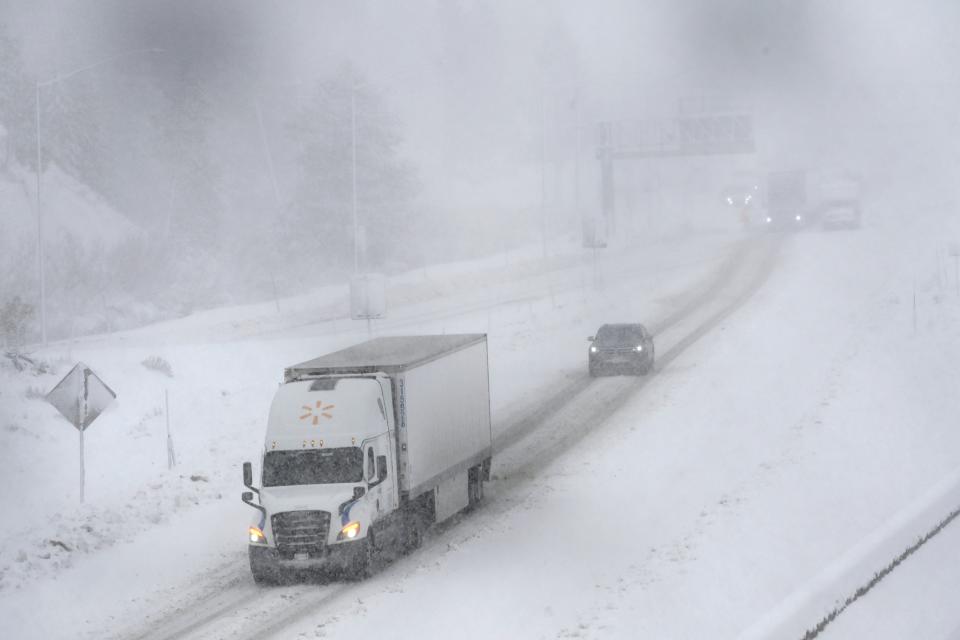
255, 98, 283, 313
540, 85, 548, 261
35, 81, 46, 346
574, 86, 582, 231
351, 85, 360, 274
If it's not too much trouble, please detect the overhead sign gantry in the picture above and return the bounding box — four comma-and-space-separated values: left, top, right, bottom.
591, 100, 755, 246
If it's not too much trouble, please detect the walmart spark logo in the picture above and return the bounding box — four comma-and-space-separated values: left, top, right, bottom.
300, 400, 335, 425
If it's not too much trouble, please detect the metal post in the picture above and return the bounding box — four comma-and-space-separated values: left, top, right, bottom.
573, 87, 581, 233
954, 254, 959, 297
35, 81, 47, 346
255, 98, 283, 313
80, 368, 89, 502
351, 86, 359, 274
592, 246, 599, 286
912, 278, 917, 334
540, 86, 548, 260
255, 99, 282, 206
79, 428, 85, 503
271, 274, 280, 313
600, 147, 614, 237
165, 388, 176, 469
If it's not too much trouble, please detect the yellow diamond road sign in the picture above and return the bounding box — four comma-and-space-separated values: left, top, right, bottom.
46, 362, 116, 432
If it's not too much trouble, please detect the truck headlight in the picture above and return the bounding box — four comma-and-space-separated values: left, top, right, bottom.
635, 344, 643, 352
249, 526, 267, 544
338, 521, 361, 540
590, 346, 598, 353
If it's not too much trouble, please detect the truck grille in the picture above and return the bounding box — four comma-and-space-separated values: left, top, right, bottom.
271, 510, 331, 559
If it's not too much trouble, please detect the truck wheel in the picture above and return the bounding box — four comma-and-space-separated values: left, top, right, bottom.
402, 517, 424, 553
468, 465, 485, 508
348, 532, 377, 580
249, 547, 280, 586
251, 563, 279, 586
643, 350, 656, 375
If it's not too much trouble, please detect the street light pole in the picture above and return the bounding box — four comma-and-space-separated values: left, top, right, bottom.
351, 85, 359, 274
33, 47, 161, 346
35, 81, 46, 346
573, 85, 581, 232
540, 85, 548, 261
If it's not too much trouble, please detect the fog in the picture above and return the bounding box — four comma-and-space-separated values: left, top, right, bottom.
6, 4, 960, 638
1, 0, 958, 340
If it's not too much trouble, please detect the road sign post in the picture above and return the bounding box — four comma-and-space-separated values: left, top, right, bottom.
350, 273, 387, 338
45, 363, 116, 502
165, 388, 176, 469
948, 243, 960, 297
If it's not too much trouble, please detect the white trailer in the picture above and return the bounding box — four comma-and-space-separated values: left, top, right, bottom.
241, 334, 492, 583
812, 170, 862, 229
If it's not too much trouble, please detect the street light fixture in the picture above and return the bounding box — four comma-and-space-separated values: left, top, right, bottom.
34, 47, 162, 346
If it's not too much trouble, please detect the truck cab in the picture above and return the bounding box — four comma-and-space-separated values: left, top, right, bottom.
244, 375, 398, 582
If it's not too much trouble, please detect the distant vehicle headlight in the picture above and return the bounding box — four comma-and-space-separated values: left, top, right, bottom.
765, 217, 772, 223
795, 215, 802, 221
635, 345, 643, 352
590, 346, 598, 353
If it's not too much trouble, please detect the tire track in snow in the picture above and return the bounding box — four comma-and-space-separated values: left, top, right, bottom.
494, 233, 782, 486
491, 233, 767, 456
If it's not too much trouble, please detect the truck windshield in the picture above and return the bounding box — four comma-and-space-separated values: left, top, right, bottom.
262, 448, 363, 486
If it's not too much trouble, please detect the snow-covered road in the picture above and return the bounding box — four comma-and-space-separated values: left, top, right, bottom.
4, 203, 959, 640
0, 230, 756, 639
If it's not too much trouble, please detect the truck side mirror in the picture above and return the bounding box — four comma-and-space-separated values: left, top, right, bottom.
587, 336, 594, 342
242, 490, 266, 517
377, 455, 388, 481
243, 461, 259, 494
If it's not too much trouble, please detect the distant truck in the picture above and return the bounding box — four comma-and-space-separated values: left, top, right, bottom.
242, 334, 493, 583
812, 171, 862, 229
763, 170, 808, 229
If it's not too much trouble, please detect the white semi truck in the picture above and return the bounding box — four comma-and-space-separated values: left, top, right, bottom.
241, 334, 492, 583
813, 170, 862, 229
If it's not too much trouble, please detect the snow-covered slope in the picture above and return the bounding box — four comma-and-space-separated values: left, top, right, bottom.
0, 161, 138, 255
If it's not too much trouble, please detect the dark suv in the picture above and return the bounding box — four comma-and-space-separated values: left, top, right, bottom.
588, 323, 655, 376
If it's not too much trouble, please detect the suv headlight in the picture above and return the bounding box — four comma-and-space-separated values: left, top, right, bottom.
249, 526, 267, 544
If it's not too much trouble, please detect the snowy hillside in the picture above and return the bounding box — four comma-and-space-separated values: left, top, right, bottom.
0, 159, 138, 254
